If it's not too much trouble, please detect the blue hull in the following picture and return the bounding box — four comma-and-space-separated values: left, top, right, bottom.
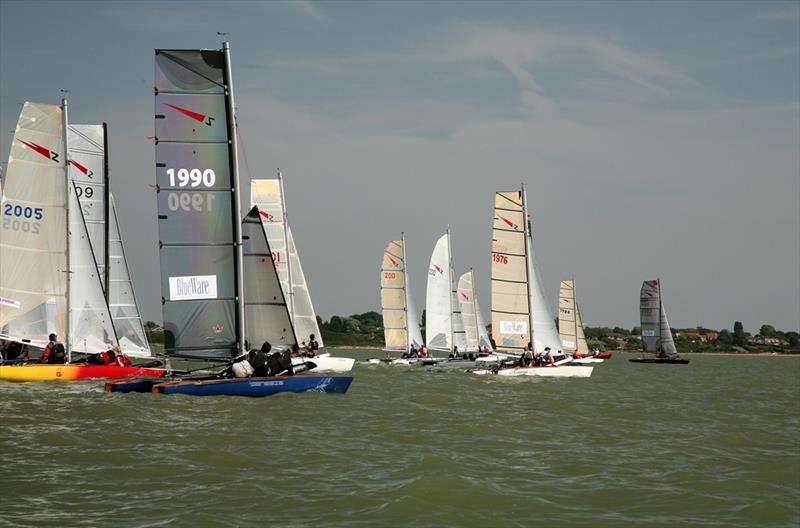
153, 375, 353, 397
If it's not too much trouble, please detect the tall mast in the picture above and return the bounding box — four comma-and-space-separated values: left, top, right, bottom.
521, 184, 534, 353
278, 168, 294, 322
471, 268, 479, 351
657, 277, 662, 352
402, 231, 410, 350
61, 98, 72, 361
446, 226, 454, 352
102, 122, 110, 298
573, 277, 578, 348
222, 41, 246, 354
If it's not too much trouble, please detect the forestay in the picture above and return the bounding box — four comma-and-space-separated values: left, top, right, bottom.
155, 47, 243, 359
242, 207, 296, 349
0, 103, 69, 347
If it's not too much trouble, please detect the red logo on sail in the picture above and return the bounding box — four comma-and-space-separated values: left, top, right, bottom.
18, 140, 59, 162
461, 292, 469, 300
258, 210, 274, 221
165, 103, 215, 126
387, 255, 399, 267
69, 159, 94, 178
497, 215, 518, 230
433, 264, 443, 275
213, 324, 223, 334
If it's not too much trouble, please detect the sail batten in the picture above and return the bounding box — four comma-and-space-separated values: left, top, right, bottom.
559, 279, 589, 355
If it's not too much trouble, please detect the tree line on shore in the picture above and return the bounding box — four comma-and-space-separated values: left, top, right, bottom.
143, 315, 799, 353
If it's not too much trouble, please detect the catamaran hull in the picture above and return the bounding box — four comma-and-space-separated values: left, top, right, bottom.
152, 375, 353, 397
473, 365, 594, 378
292, 354, 355, 372
425, 359, 477, 369
592, 352, 613, 359
0, 364, 167, 382
569, 357, 604, 364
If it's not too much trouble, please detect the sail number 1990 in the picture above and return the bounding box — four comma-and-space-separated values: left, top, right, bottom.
165, 167, 217, 213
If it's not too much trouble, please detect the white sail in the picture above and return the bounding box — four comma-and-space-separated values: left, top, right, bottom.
426, 233, 452, 350
527, 213, 561, 354
458, 270, 494, 353
658, 283, 677, 355
250, 178, 323, 346
68, 124, 106, 285
0, 102, 68, 347
381, 237, 422, 351
68, 182, 118, 354
559, 279, 589, 355
491, 191, 529, 352
242, 207, 296, 349
107, 195, 151, 357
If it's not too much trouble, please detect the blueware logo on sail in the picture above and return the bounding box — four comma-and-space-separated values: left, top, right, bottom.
168, 275, 218, 301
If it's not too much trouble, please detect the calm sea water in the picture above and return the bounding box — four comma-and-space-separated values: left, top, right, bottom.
1, 351, 798, 527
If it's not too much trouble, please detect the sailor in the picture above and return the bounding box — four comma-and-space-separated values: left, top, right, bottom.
40, 334, 66, 364
544, 347, 555, 365
248, 342, 271, 377
303, 334, 319, 358
418, 344, 428, 359
452, 345, 459, 359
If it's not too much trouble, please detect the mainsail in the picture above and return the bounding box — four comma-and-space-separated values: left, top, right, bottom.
559, 279, 590, 355
242, 206, 296, 349
69, 124, 151, 357
425, 230, 467, 352
155, 45, 245, 359
381, 236, 422, 352
457, 270, 493, 352
491, 187, 560, 354
640, 279, 677, 355
250, 176, 323, 346
68, 124, 106, 286
1, 102, 69, 347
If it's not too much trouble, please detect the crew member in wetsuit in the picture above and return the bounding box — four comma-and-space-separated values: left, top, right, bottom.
40, 334, 66, 364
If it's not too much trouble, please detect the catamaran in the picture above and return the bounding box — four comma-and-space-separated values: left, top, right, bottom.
474, 186, 592, 378
558, 279, 608, 364
424, 228, 467, 361
107, 43, 351, 396
0, 101, 165, 382
631, 279, 689, 364
378, 234, 424, 365
250, 174, 354, 372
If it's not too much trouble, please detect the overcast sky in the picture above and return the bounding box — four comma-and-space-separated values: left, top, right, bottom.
1, 1, 798, 333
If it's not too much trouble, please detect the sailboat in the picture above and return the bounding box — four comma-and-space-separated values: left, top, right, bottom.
474, 186, 593, 378
378, 234, 424, 364
457, 270, 493, 354
424, 228, 467, 360
0, 101, 166, 382
631, 279, 689, 364
558, 279, 609, 363
107, 43, 352, 396
68, 123, 152, 357
250, 174, 354, 372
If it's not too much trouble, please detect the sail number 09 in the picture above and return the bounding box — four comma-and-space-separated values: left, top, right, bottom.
167, 168, 216, 188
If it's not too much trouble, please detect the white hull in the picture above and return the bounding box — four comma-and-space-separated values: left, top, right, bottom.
475, 352, 520, 365
292, 353, 355, 373
473, 365, 593, 378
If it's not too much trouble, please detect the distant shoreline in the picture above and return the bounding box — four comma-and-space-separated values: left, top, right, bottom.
327, 346, 800, 357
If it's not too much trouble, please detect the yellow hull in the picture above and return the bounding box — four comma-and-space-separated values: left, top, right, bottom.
0, 364, 167, 382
